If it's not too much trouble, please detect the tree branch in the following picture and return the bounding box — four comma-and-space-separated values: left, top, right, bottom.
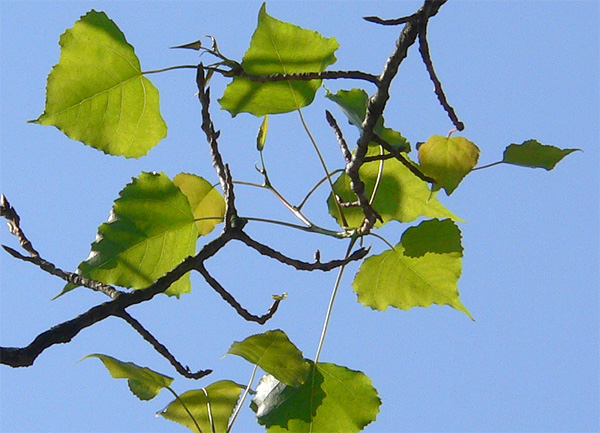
235, 69, 379, 85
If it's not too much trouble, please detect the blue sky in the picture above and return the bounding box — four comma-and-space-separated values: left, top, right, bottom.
1, 1, 598, 432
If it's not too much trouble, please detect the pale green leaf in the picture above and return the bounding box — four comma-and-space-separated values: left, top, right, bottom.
32, 10, 166, 158
328, 149, 460, 229
227, 330, 310, 387
73, 172, 197, 297
353, 242, 473, 319
400, 218, 463, 257
418, 135, 480, 195
502, 139, 580, 170
173, 173, 225, 236
219, 3, 339, 116
251, 362, 380, 433
82, 354, 173, 401
158, 380, 244, 433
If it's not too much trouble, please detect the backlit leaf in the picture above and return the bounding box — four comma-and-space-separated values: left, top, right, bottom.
32, 10, 166, 158
173, 173, 225, 236
353, 242, 473, 319
401, 218, 463, 257
227, 330, 310, 387
418, 135, 480, 195
251, 361, 380, 433
219, 4, 339, 116
158, 380, 244, 433
328, 148, 460, 229
82, 354, 173, 401
502, 139, 580, 170
73, 172, 197, 297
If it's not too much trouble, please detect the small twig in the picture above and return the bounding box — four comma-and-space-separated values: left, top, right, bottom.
363, 13, 419, 26
197, 263, 282, 324
116, 310, 212, 379
370, 135, 436, 184
1, 194, 39, 257
325, 110, 352, 163
238, 70, 379, 85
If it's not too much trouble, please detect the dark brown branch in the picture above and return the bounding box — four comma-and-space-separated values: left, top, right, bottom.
417, 12, 465, 131
370, 135, 437, 184
236, 69, 379, 85
363, 13, 419, 26
235, 230, 369, 271
197, 263, 282, 324
1, 194, 39, 257
325, 110, 352, 163
115, 310, 212, 379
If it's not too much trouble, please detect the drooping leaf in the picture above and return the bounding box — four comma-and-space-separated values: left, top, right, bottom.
353, 241, 473, 319
257, 115, 269, 151
219, 4, 339, 116
502, 139, 580, 170
325, 88, 409, 152
82, 354, 173, 401
32, 10, 166, 158
327, 149, 460, 229
251, 361, 380, 433
418, 135, 480, 195
70, 172, 197, 297
227, 330, 310, 387
173, 173, 225, 236
401, 218, 463, 257
158, 380, 244, 433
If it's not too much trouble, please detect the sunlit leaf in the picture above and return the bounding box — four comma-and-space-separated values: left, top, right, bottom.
251, 361, 380, 433
328, 148, 460, 229
158, 380, 244, 433
257, 115, 269, 151
400, 218, 463, 257
173, 173, 225, 236
71, 172, 197, 297
353, 241, 473, 319
219, 3, 339, 116
502, 139, 580, 170
32, 10, 166, 158
325, 88, 409, 152
82, 354, 173, 401
227, 330, 310, 387
418, 135, 480, 195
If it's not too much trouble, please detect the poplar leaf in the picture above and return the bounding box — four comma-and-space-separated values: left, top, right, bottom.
173, 173, 225, 236
32, 10, 166, 158
401, 218, 463, 257
328, 149, 460, 228
158, 381, 244, 433
227, 330, 310, 387
418, 135, 480, 195
68, 172, 197, 298
219, 3, 339, 116
251, 362, 380, 433
353, 242, 473, 319
502, 139, 580, 170
82, 354, 173, 401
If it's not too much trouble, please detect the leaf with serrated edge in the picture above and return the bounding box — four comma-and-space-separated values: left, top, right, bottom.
328, 148, 460, 229
502, 139, 580, 170
219, 4, 339, 116
251, 361, 380, 433
32, 10, 166, 158
228, 329, 310, 387
71, 172, 197, 298
173, 173, 225, 236
418, 135, 480, 195
82, 354, 173, 401
353, 242, 473, 320
158, 380, 243, 433
401, 218, 463, 258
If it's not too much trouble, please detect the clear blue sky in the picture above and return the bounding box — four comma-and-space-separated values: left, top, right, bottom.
1, 1, 598, 432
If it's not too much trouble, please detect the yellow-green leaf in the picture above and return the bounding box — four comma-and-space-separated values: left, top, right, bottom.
257, 115, 269, 151
502, 139, 580, 170
173, 173, 225, 236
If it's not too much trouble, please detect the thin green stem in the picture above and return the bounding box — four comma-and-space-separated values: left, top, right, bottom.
227, 363, 259, 433
166, 386, 203, 433
142, 65, 198, 75
297, 169, 344, 211
244, 217, 349, 239
368, 231, 396, 251
370, 145, 385, 206
201, 388, 216, 433
472, 161, 504, 171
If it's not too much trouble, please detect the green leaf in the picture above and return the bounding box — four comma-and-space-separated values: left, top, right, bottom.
82, 354, 173, 401
502, 139, 580, 170
227, 330, 310, 387
327, 149, 460, 229
73, 172, 197, 297
257, 115, 269, 151
418, 135, 480, 195
173, 173, 225, 236
158, 380, 244, 433
353, 240, 473, 319
325, 88, 410, 152
251, 361, 380, 433
219, 4, 339, 116
32, 10, 166, 158
400, 218, 463, 257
